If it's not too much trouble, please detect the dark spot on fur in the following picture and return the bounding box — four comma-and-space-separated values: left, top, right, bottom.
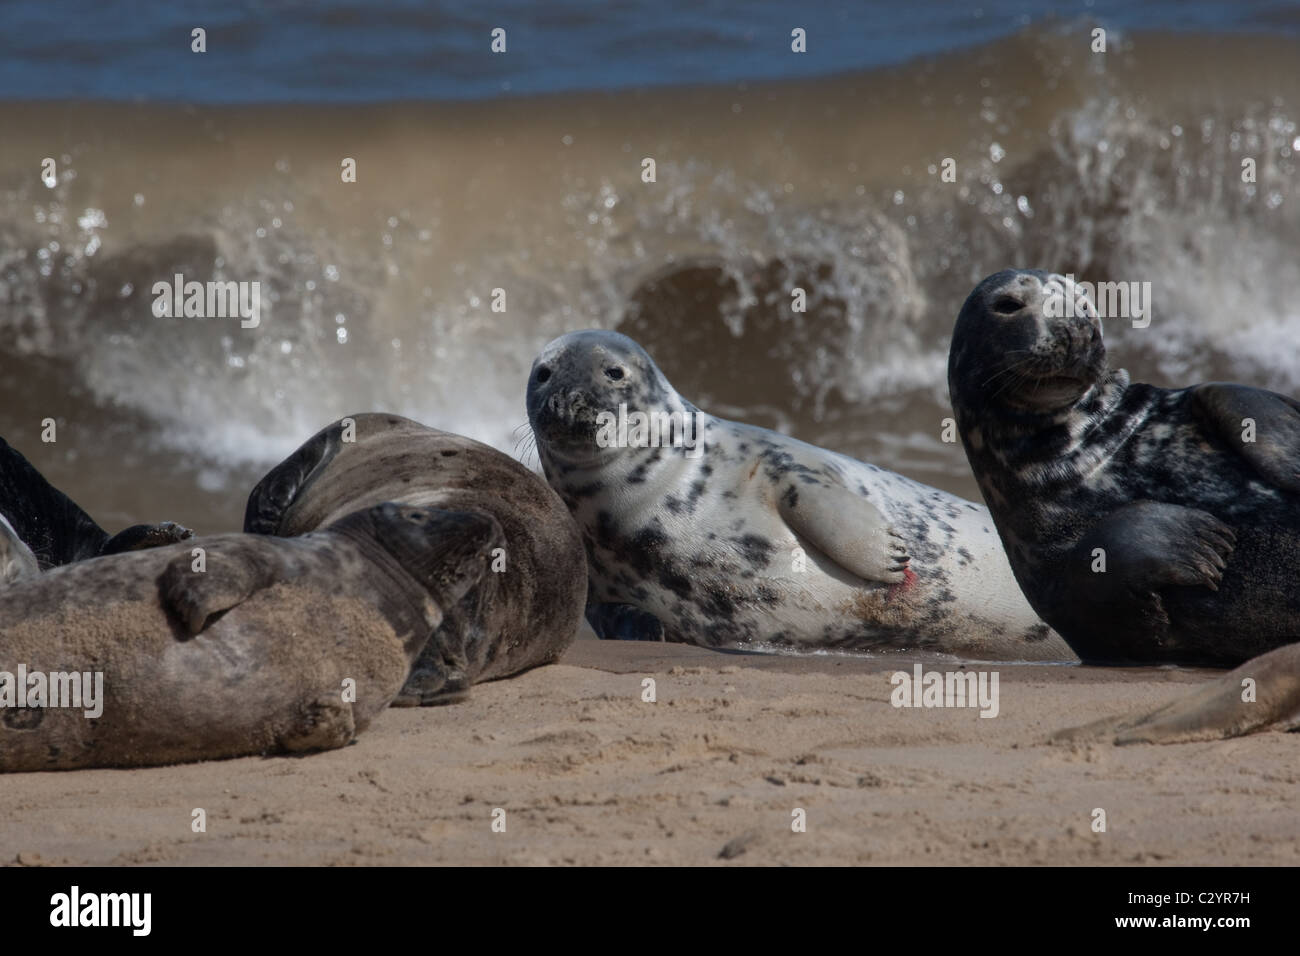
732, 534, 774, 569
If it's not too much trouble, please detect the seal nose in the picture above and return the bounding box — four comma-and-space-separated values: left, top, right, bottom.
547, 389, 590, 419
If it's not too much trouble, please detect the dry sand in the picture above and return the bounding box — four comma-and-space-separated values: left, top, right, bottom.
3, 635, 1297, 866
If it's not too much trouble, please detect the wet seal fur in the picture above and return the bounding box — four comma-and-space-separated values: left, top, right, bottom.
526, 329, 1071, 659
0, 503, 498, 771
949, 269, 1300, 666
244, 413, 587, 704
0, 436, 193, 576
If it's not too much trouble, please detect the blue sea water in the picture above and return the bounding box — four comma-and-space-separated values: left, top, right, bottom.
1, 0, 1298, 103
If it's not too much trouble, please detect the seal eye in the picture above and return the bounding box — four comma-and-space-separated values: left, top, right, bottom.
992, 296, 1024, 315
605, 367, 625, 382
535, 367, 551, 383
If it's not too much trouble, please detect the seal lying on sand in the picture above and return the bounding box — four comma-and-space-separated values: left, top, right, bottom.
0, 436, 193, 576
1054, 643, 1300, 744
949, 269, 1300, 666
244, 414, 587, 704
0, 503, 498, 772
526, 329, 1071, 659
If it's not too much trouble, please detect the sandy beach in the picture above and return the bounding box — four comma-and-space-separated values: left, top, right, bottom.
3, 633, 1295, 867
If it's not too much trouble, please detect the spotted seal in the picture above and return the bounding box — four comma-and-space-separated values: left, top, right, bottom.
0, 502, 498, 771
243, 413, 587, 704
948, 269, 1300, 665
0, 436, 193, 576
525, 329, 1071, 659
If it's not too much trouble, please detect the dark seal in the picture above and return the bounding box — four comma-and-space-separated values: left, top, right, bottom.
243, 413, 587, 704
948, 269, 1300, 665
0, 436, 193, 576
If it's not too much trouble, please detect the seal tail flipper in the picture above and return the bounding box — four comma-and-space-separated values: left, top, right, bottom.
776, 482, 910, 585
159, 547, 280, 636
243, 419, 345, 534
0, 436, 109, 567
1052, 642, 1300, 745
0, 514, 39, 584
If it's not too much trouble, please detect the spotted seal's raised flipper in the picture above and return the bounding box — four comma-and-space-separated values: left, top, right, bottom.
777, 482, 910, 584
1053, 643, 1300, 745
1191, 384, 1300, 494
0, 514, 39, 584
0, 436, 194, 570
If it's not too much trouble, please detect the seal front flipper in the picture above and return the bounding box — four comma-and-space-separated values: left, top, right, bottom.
1060, 501, 1235, 656
159, 548, 281, 636
392, 598, 476, 707
586, 602, 667, 641
1192, 383, 1300, 494
1052, 642, 1300, 744
776, 482, 910, 584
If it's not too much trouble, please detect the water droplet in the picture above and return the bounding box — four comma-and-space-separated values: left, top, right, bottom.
336, 327, 348, 344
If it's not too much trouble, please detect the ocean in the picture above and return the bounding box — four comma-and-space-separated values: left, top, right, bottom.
1, 0, 1298, 533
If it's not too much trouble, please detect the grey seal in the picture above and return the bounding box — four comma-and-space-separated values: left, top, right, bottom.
526, 329, 1071, 659
948, 269, 1300, 665
243, 413, 587, 704
0, 502, 498, 771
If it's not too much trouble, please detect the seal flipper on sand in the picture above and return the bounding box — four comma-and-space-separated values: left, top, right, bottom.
1192, 383, 1300, 494
159, 547, 282, 636
777, 481, 910, 584
391, 595, 475, 706
1053, 643, 1300, 744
